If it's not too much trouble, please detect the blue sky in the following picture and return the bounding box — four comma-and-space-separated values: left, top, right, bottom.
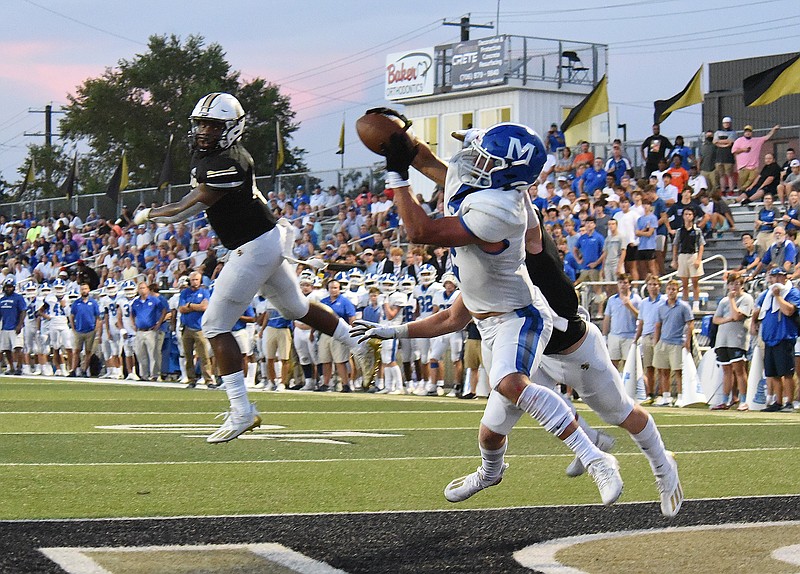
1, 0, 798, 184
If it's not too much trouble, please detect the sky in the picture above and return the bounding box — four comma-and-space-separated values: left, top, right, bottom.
1, 0, 799, 185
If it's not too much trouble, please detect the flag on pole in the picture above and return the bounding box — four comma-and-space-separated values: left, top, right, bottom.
105, 152, 128, 202
560, 75, 609, 133
60, 153, 78, 199
336, 116, 345, 155
19, 158, 36, 196
653, 66, 704, 124
275, 121, 285, 173
744, 54, 800, 107
157, 134, 173, 191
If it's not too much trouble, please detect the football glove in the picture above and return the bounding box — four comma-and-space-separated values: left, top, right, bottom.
350, 320, 403, 344
381, 132, 418, 181
133, 208, 151, 225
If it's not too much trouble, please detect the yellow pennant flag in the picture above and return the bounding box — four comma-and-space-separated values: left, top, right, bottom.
275, 121, 285, 172
560, 75, 609, 134
336, 117, 345, 155
654, 66, 703, 123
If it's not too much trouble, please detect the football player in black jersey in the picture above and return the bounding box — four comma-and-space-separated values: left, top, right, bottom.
135, 93, 374, 443
379, 126, 683, 517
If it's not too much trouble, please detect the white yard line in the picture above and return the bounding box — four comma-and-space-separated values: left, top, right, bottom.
1, 446, 799, 468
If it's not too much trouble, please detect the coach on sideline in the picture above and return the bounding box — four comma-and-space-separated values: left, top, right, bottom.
178, 271, 214, 388
69, 282, 101, 377
131, 281, 167, 381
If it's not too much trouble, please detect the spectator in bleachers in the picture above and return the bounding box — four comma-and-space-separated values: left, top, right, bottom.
635, 201, 659, 278
671, 207, 705, 311
778, 160, 800, 204
572, 141, 594, 169
666, 155, 689, 194
752, 226, 796, 276
613, 196, 640, 280
604, 142, 631, 186
641, 124, 672, 178
737, 232, 761, 277
666, 189, 702, 237
739, 153, 782, 204
714, 117, 737, 194
733, 124, 780, 203
754, 193, 779, 254
580, 158, 607, 196
600, 218, 626, 286
668, 135, 694, 171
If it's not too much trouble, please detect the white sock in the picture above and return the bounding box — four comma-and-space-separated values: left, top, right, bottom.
245, 362, 257, 386
384, 368, 395, 391
389, 365, 403, 389
563, 427, 604, 466
332, 319, 356, 348
179, 356, 187, 379
783, 396, 790, 406
630, 413, 671, 477
479, 440, 507, 480
221, 371, 249, 414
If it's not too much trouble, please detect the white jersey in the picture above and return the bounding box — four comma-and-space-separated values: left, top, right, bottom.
444, 165, 539, 314
98, 295, 121, 336
308, 288, 328, 305
413, 282, 445, 319
36, 296, 51, 332
168, 293, 182, 329
379, 291, 408, 327
342, 288, 361, 310
23, 297, 38, 330
116, 295, 136, 332
432, 288, 461, 312
44, 294, 70, 327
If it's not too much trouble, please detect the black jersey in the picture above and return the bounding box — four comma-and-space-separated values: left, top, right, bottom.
190, 143, 277, 249
526, 211, 586, 354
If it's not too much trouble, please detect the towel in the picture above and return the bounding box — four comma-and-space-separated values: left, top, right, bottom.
757, 282, 793, 320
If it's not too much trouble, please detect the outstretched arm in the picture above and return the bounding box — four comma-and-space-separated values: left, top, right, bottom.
351, 294, 471, 342
134, 185, 218, 225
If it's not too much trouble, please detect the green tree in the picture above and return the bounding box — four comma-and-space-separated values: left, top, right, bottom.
59, 34, 304, 194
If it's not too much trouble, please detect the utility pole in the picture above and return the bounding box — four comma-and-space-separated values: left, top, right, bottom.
443, 13, 494, 41
24, 104, 65, 148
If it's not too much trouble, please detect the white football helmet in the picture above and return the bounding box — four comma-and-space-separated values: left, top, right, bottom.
189, 92, 245, 151
39, 283, 52, 297
399, 275, 416, 295
418, 264, 437, 286
363, 273, 378, 291
67, 288, 80, 303
103, 278, 118, 297
441, 272, 459, 288
52, 278, 67, 297
121, 280, 137, 298
23, 280, 38, 299
348, 268, 364, 289
333, 271, 350, 291
378, 273, 398, 294
299, 269, 316, 285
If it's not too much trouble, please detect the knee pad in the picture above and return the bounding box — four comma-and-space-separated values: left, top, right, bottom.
481, 391, 524, 436
516, 384, 573, 436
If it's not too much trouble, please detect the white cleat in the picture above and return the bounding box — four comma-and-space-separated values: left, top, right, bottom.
444, 464, 509, 503
587, 453, 624, 506
566, 431, 616, 478
206, 403, 262, 444
656, 451, 684, 518
125, 372, 140, 381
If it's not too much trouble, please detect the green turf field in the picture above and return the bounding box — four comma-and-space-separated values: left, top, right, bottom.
1, 377, 798, 520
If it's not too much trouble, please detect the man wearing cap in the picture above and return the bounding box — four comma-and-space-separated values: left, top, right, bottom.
714, 117, 737, 193
752, 268, 800, 412
732, 124, 780, 198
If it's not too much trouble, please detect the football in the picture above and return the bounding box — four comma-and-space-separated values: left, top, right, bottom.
355, 111, 412, 156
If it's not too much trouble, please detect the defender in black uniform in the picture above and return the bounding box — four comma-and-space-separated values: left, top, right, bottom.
403, 128, 683, 517
137, 93, 373, 443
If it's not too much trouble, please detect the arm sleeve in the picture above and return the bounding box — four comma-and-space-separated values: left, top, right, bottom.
459, 190, 526, 243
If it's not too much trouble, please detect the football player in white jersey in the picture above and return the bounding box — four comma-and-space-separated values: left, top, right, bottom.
429, 272, 464, 396
43, 279, 73, 376
98, 279, 123, 379
354, 121, 622, 506
21, 281, 40, 375
376, 274, 407, 394
411, 263, 444, 392
35, 283, 54, 376
292, 272, 320, 391
348, 268, 369, 310
396, 274, 419, 391
116, 280, 139, 380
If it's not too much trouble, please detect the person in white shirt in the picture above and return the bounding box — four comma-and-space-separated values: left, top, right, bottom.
613, 196, 641, 280
687, 165, 709, 198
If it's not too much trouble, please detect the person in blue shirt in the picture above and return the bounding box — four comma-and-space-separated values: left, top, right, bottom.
131, 281, 167, 381
580, 158, 608, 196
781, 190, 800, 232
752, 268, 800, 412
603, 273, 641, 370
634, 275, 664, 405
318, 279, 357, 392
178, 271, 214, 388
754, 193, 779, 254
635, 201, 659, 277
0, 277, 26, 375
574, 217, 604, 285
753, 226, 796, 276
668, 135, 694, 171
546, 123, 565, 155
653, 279, 694, 406
69, 282, 100, 377
604, 145, 632, 186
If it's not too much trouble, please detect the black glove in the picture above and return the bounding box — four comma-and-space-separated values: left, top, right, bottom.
381, 132, 418, 180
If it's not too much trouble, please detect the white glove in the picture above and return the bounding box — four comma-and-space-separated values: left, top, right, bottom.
133, 208, 151, 225
119, 328, 127, 338
350, 320, 402, 344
